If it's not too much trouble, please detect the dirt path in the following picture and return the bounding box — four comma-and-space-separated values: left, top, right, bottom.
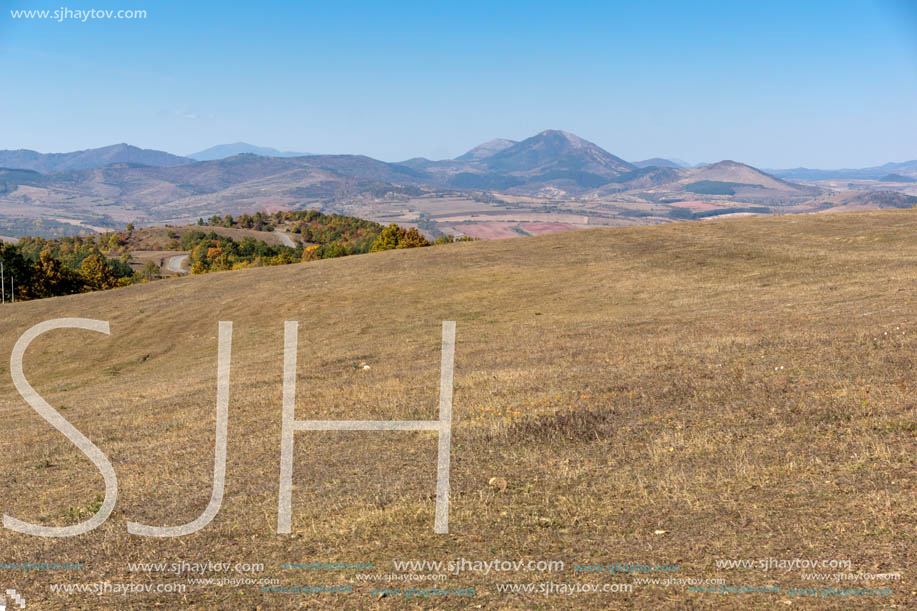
166, 254, 189, 274
273, 231, 296, 247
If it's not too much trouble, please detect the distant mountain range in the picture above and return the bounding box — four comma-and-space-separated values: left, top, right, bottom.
769, 161, 917, 181
0, 142, 316, 173
0, 129, 810, 224
188, 142, 311, 161
632, 157, 686, 169
1, 138, 913, 182
0, 143, 191, 173
0, 130, 913, 239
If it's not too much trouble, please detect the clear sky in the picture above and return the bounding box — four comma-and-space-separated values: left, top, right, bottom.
1, 0, 915, 167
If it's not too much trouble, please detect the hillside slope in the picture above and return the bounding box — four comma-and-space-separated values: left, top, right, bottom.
1, 210, 915, 609
680, 160, 801, 191
0, 143, 192, 173
455, 138, 518, 161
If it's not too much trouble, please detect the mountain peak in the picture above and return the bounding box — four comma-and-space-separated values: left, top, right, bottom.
475, 129, 635, 187
534, 129, 591, 147
456, 138, 517, 161
189, 142, 310, 161
705, 160, 747, 169
632, 157, 686, 169
100, 143, 139, 153
537, 128, 578, 138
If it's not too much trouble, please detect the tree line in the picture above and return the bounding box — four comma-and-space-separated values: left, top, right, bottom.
1, 235, 137, 301
2, 209, 476, 301
198, 209, 474, 261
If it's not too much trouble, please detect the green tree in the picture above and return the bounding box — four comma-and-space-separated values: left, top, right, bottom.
141, 261, 159, 282
0, 243, 34, 300
33, 250, 81, 298
80, 254, 118, 290
370, 224, 402, 252
369, 224, 430, 252
210, 252, 234, 271
320, 243, 347, 259
397, 227, 430, 248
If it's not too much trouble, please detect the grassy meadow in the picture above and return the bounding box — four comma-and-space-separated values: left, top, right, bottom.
0, 210, 915, 609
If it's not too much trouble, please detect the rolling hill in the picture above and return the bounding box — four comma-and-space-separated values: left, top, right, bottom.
0, 143, 192, 173
0, 209, 914, 609
0, 153, 431, 235
771, 159, 917, 181
583, 159, 815, 203
681, 160, 798, 191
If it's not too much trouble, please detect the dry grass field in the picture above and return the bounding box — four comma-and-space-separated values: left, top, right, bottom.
127, 225, 297, 249
124, 250, 188, 276
0, 210, 915, 609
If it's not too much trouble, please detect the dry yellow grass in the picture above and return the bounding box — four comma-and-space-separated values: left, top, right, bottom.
126, 224, 297, 250
0, 210, 915, 609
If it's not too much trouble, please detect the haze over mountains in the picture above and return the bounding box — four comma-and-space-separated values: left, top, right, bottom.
0, 143, 190, 173
188, 142, 311, 161
454, 138, 517, 161
767, 160, 917, 181
2, 132, 914, 181
632, 158, 686, 169
0, 129, 914, 239
0, 142, 314, 173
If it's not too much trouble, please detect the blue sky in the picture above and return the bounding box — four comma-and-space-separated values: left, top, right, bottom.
1, 0, 915, 167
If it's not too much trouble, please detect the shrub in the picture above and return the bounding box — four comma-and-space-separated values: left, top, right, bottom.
369, 224, 431, 252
